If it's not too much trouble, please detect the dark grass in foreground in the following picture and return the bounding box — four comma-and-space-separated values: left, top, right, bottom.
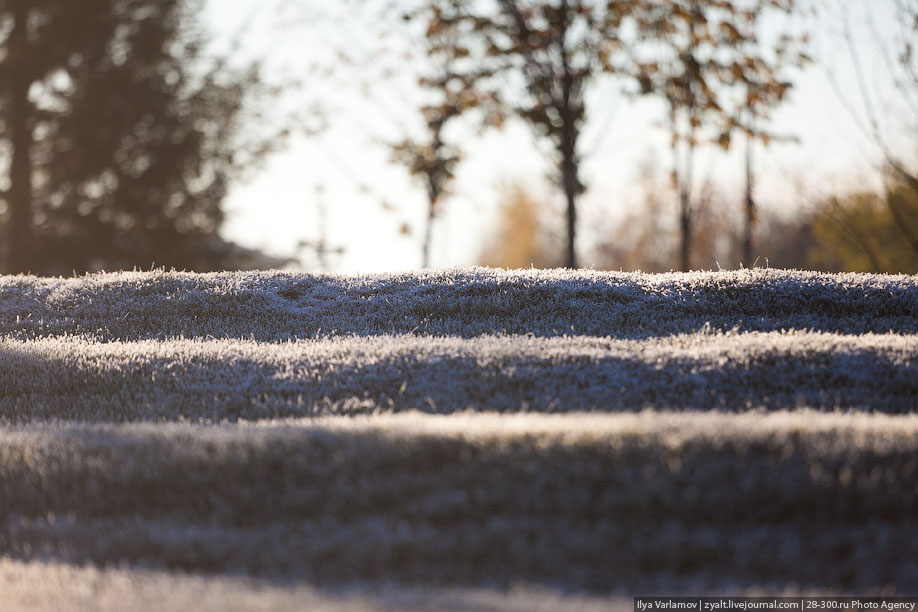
1, 413, 917, 592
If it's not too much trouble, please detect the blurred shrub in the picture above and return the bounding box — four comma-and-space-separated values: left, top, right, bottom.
478, 186, 562, 269
809, 182, 918, 274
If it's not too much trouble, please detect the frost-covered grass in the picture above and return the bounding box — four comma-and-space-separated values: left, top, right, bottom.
0, 331, 914, 420
1, 267, 915, 340
0, 268, 916, 606
1, 412, 917, 592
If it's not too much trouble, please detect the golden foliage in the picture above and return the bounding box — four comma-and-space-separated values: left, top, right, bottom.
478, 186, 561, 269
809, 183, 918, 274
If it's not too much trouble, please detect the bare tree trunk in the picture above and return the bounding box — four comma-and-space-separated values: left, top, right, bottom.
7, 0, 34, 274
743, 121, 756, 266
676, 125, 695, 273
679, 185, 692, 272
562, 163, 577, 269
422, 195, 436, 268
559, 0, 578, 269
677, 4, 699, 274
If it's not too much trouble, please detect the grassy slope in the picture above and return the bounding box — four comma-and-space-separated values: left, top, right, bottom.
0, 268, 916, 606
0, 332, 914, 420
2, 268, 915, 341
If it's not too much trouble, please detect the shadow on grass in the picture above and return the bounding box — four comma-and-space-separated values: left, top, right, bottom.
0, 341, 914, 422
0, 420, 916, 592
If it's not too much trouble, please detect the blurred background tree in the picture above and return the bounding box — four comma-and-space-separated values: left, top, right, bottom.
415, 0, 807, 271
389, 15, 468, 269
590, 156, 675, 272
330, 0, 917, 275
0, 0, 287, 275
417, 0, 635, 269
828, 0, 918, 267
590, 154, 741, 271
626, 0, 806, 271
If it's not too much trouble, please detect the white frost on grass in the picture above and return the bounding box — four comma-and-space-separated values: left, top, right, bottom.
0, 268, 916, 598
0, 267, 915, 340
0, 330, 914, 419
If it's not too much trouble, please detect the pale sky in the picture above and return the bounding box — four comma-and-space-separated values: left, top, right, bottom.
203, 0, 903, 273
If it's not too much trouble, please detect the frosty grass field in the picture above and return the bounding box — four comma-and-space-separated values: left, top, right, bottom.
0, 267, 916, 610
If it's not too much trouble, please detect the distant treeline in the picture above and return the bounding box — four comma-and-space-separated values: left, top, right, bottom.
480, 176, 918, 274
